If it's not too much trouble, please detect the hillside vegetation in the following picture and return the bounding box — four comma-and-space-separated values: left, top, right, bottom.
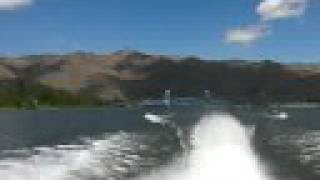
0, 51, 319, 107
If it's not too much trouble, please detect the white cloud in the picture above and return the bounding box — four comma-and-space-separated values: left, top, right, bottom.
0, 0, 33, 10
225, 25, 269, 45
225, 0, 310, 46
257, 0, 308, 20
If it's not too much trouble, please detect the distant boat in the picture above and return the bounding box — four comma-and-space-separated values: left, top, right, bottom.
140, 99, 168, 107
140, 97, 203, 107
140, 90, 171, 107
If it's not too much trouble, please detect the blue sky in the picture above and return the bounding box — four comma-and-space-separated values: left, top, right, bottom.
0, 0, 319, 63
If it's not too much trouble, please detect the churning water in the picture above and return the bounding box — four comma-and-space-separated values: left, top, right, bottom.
140, 113, 271, 180
0, 107, 319, 180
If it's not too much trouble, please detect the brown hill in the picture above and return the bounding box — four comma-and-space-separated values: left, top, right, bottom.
0, 51, 319, 104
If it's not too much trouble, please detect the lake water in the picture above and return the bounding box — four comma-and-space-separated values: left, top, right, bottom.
0, 105, 319, 180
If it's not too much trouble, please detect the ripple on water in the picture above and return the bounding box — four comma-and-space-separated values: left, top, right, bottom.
0, 131, 179, 180
269, 129, 320, 176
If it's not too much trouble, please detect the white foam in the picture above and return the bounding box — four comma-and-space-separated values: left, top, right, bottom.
144, 112, 169, 124
139, 113, 272, 180
0, 133, 147, 180
0, 112, 273, 180
269, 111, 289, 120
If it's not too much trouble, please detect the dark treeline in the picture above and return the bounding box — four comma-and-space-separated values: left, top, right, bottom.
0, 80, 102, 108
120, 58, 320, 104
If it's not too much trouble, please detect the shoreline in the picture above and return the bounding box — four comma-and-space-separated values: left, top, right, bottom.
0, 102, 319, 111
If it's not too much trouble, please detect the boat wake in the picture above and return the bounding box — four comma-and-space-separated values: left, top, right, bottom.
0, 112, 273, 180
0, 132, 174, 180
139, 113, 272, 180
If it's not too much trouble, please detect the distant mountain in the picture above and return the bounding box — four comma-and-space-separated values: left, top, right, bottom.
0, 51, 319, 106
